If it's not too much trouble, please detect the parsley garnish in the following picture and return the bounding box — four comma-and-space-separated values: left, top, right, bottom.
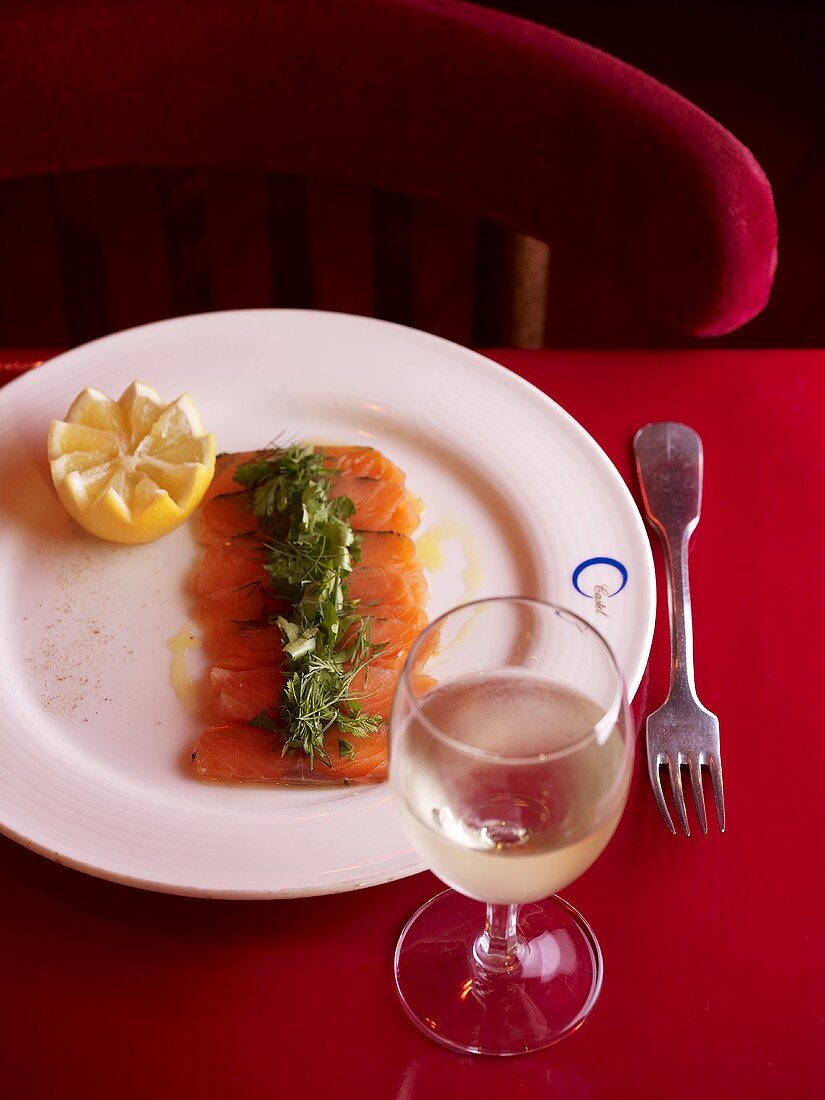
235, 445, 383, 766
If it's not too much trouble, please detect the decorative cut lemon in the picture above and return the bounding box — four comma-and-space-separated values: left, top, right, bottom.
48, 381, 216, 544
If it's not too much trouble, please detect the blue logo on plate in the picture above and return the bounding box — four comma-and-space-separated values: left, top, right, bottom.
572, 557, 628, 598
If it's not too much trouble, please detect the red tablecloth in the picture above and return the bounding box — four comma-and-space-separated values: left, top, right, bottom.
0, 349, 821, 1099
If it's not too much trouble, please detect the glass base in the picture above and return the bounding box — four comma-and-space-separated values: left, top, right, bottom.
394, 889, 603, 1056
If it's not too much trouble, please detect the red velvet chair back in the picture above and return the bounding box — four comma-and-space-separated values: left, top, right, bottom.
0, 0, 777, 348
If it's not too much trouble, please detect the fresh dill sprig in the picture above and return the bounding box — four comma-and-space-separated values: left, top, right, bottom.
235, 444, 382, 766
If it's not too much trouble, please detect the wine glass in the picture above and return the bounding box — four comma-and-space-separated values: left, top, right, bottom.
389, 596, 634, 1056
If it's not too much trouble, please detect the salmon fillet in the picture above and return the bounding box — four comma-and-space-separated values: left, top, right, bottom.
209, 665, 286, 724
197, 593, 288, 651
320, 446, 405, 485
206, 462, 422, 537
191, 445, 433, 784
330, 474, 422, 536
356, 531, 418, 567
207, 447, 409, 501
200, 493, 260, 543
210, 624, 284, 667
348, 563, 429, 612
205, 451, 259, 501
194, 540, 267, 597
193, 723, 389, 784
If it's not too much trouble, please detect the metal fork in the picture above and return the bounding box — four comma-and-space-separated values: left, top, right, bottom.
633, 422, 725, 835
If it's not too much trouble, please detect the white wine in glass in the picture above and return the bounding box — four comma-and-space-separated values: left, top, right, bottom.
390, 598, 634, 1056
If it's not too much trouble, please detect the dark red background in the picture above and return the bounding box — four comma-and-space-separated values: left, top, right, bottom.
0, 0, 779, 350
483, 0, 825, 348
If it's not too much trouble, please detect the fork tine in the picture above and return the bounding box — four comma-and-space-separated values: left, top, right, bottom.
687, 757, 707, 834
708, 754, 726, 833
668, 759, 690, 836
647, 752, 676, 834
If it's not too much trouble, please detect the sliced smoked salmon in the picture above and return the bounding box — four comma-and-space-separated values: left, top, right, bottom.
192, 723, 389, 784
196, 590, 288, 649
329, 474, 422, 536
342, 614, 437, 669
211, 624, 284, 667
205, 451, 259, 501
190, 443, 434, 784
199, 493, 260, 543
209, 664, 285, 724
207, 447, 407, 502
357, 531, 418, 568
194, 541, 267, 597
348, 563, 429, 612
320, 446, 406, 485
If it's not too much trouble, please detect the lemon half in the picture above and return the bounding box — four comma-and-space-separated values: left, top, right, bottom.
48, 381, 216, 544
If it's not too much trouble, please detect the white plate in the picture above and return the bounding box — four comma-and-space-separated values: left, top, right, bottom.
0, 311, 654, 897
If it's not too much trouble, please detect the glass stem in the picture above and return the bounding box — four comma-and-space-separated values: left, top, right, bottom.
473, 902, 523, 977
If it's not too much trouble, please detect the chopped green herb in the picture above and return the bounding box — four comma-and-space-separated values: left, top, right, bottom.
250, 712, 281, 735
236, 444, 383, 766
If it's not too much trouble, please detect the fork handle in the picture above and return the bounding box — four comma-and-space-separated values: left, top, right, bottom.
633, 423, 702, 705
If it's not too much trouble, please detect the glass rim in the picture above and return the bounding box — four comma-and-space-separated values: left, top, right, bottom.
400, 595, 628, 765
